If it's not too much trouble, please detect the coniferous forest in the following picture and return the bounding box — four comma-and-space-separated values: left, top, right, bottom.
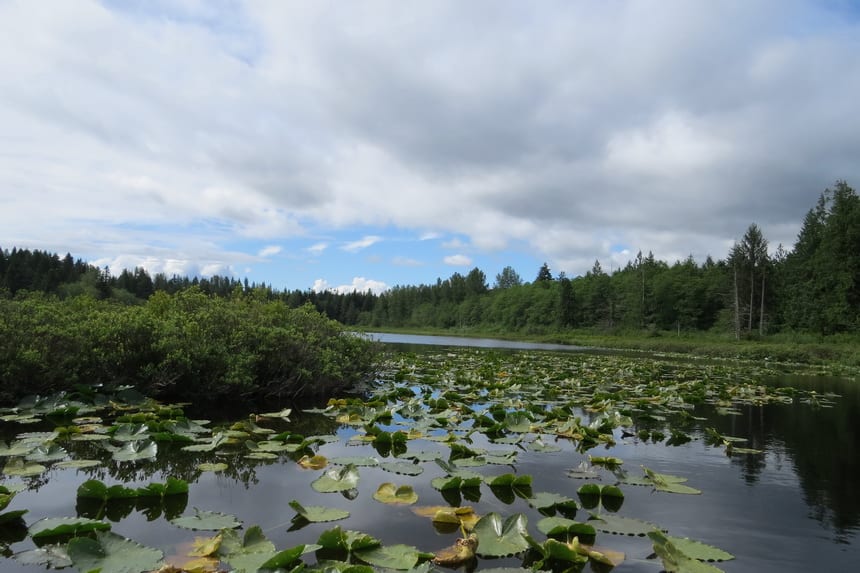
2, 181, 858, 340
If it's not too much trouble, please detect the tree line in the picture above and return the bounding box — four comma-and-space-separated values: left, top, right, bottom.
2, 181, 858, 337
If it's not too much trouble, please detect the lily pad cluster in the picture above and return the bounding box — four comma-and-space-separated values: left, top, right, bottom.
0, 349, 835, 572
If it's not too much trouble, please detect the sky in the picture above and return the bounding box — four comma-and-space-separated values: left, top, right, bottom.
2, 1, 859, 295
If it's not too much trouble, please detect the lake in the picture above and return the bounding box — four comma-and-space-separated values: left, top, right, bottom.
1, 334, 858, 572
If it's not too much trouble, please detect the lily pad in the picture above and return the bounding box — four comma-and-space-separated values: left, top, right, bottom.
54, 459, 102, 469
171, 509, 242, 531
2, 459, 47, 477
536, 516, 596, 538
312, 465, 361, 493
380, 461, 424, 476
473, 512, 531, 557
648, 531, 726, 572
355, 544, 433, 570
112, 439, 158, 462
289, 500, 350, 523
13, 545, 73, 568
67, 531, 163, 573
197, 462, 229, 472
329, 456, 379, 467
373, 483, 419, 505
587, 513, 659, 536
29, 517, 111, 539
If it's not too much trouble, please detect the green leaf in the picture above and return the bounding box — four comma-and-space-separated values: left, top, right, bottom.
2, 458, 47, 477
373, 483, 419, 505
648, 531, 726, 572
54, 459, 101, 469
379, 461, 424, 476
312, 464, 360, 493
171, 509, 242, 530
289, 500, 350, 523
329, 456, 379, 467
317, 526, 381, 552
111, 423, 151, 442
536, 517, 596, 538
527, 492, 577, 510
665, 536, 734, 562
112, 439, 158, 462
355, 544, 433, 570
25, 444, 68, 462
473, 512, 530, 557
67, 531, 163, 573
12, 544, 73, 568
29, 517, 111, 539
587, 513, 659, 536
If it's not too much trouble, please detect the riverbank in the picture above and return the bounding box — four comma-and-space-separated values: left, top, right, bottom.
360, 326, 860, 377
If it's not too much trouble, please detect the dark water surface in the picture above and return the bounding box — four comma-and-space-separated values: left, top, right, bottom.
1, 335, 858, 572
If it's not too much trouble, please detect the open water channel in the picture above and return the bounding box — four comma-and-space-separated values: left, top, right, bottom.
1, 333, 858, 572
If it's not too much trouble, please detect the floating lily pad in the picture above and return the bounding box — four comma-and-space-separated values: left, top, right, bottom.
289, 500, 350, 523
473, 513, 531, 557
2, 459, 47, 477
312, 465, 360, 493
587, 513, 659, 536
13, 544, 73, 568
373, 483, 418, 505
355, 544, 433, 570
197, 462, 228, 472
54, 459, 101, 469
29, 517, 111, 539
648, 530, 727, 572
329, 456, 379, 467
112, 440, 157, 462
171, 509, 242, 531
536, 517, 596, 538
380, 461, 424, 476
67, 531, 163, 573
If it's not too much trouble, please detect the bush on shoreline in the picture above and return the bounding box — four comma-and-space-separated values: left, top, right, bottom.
0, 288, 379, 406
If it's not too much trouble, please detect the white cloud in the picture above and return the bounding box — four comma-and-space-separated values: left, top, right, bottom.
307, 242, 328, 255
442, 238, 468, 249
419, 232, 441, 241
312, 277, 389, 295
341, 235, 382, 253
444, 254, 472, 267
257, 245, 282, 257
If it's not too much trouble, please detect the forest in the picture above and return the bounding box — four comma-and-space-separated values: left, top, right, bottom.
2, 181, 858, 341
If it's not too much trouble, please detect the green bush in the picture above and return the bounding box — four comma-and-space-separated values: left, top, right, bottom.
0, 288, 379, 406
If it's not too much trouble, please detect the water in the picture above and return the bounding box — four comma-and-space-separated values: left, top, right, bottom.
1, 335, 858, 572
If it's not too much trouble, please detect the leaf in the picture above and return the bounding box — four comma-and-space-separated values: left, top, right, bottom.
665, 536, 734, 562
373, 483, 419, 505
317, 526, 380, 552
112, 439, 158, 462
54, 459, 101, 469
29, 517, 111, 539
355, 544, 433, 570
312, 464, 360, 493
536, 516, 596, 538
643, 467, 702, 495
329, 456, 379, 467
25, 444, 68, 462
67, 531, 163, 573
587, 513, 659, 536
648, 531, 726, 572
111, 423, 151, 442
171, 509, 242, 531
527, 492, 577, 511
13, 544, 73, 568
2, 458, 47, 477
473, 512, 530, 557
298, 454, 329, 470
379, 461, 424, 476
433, 535, 478, 567
289, 500, 350, 523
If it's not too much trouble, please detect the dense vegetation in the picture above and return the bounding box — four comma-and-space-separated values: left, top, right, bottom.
0, 289, 378, 406
1, 181, 858, 367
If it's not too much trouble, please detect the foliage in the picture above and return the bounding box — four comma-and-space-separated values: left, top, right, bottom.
0, 288, 379, 405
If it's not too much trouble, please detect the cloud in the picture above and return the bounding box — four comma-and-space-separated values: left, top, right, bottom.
341, 235, 382, 253
444, 254, 473, 267
1, 0, 859, 285
419, 232, 441, 241
312, 277, 389, 295
307, 242, 328, 255
257, 245, 282, 257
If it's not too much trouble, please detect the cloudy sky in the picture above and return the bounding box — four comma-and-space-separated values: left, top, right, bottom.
2, 1, 859, 294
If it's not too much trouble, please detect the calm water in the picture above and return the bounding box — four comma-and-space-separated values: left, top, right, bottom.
1, 335, 858, 572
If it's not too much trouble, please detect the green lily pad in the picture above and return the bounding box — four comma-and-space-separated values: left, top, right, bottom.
379, 461, 424, 476
312, 465, 360, 493
13, 544, 73, 568
0, 441, 35, 457
473, 512, 531, 557
527, 492, 577, 511
536, 517, 596, 537
112, 439, 158, 462
355, 544, 433, 570
67, 531, 163, 573
25, 444, 68, 463
665, 535, 734, 562
111, 423, 151, 442
329, 456, 379, 467
2, 459, 47, 477
587, 513, 659, 536
29, 517, 111, 539
648, 531, 727, 572
171, 509, 242, 530
317, 526, 381, 552
373, 483, 419, 505
289, 500, 350, 523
